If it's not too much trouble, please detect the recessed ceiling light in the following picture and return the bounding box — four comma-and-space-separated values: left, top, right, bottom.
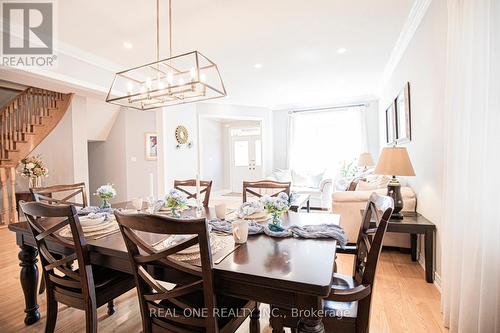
253, 63, 263, 69
337, 48, 347, 54
123, 42, 133, 49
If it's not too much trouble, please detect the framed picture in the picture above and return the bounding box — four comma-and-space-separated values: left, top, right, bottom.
395, 82, 411, 143
145, 132, 158, 160
385, 103, 396, 145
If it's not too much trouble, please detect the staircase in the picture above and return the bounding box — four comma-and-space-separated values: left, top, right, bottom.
0, 87, 73, 226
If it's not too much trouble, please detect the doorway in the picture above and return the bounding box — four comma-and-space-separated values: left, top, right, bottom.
229, 126, 262, 193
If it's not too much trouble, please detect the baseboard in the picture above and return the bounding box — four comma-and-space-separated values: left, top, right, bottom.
417, 251, 441, 292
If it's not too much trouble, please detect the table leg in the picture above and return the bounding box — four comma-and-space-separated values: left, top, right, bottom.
425, 229, 434, 283
306, 200, 310, 213
410, 234, 417, 262
297, 295, 325, 333
18, 244, 41, 325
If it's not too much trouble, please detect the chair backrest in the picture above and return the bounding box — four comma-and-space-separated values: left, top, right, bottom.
173, 179, 213, 207
19, 201, 96, 306
31, 182, 88, 207
114, 211, 218, 333
353, 192, 393, 331
242, 180, 291, 203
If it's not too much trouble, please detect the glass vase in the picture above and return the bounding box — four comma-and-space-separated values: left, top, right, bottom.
100, 198, 111, 209
28, 177, 42, 189
171, 206, 181, 218
268, 212, 285, 232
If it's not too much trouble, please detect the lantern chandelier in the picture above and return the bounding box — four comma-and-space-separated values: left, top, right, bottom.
106, 0, 226, 110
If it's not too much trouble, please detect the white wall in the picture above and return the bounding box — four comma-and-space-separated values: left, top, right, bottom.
88, 108, 159, 205
200, 118, 224, 191
156, 103, 272, 196
378, 0, 447, 277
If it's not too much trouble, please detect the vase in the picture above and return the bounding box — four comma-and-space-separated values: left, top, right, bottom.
100, 199, 111, 209
28, 177, 42, 189
171, 207, 181, 218
268, 212, 285, 232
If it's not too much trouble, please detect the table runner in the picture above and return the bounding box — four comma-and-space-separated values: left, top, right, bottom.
209, 218, 347, 247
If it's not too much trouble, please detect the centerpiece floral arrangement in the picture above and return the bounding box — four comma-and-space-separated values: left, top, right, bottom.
165, 189, 188, 218
94, 184, 117, 209
17, 154, 49, 188
261, 192, 292, 232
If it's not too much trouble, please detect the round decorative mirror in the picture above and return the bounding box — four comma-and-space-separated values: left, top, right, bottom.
175, 125, 189, 144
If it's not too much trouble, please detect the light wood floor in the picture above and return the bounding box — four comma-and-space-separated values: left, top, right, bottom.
0, 224, 447, 333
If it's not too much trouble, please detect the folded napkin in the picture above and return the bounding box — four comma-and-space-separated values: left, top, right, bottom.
209, 219, 264, 235
77, 206, 100, 215
237, 201, 263, 218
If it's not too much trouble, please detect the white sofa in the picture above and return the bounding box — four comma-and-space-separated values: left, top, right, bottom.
268, 169, 333, 210
332, 186, 416, 248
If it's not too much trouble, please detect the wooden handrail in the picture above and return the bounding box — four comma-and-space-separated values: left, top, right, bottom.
0, 86, 71, 226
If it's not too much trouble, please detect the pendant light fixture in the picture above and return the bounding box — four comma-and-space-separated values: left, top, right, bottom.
106, 0, 226, 110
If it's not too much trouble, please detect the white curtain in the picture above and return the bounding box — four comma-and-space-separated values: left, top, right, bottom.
288, 106, 366, 175
441, 0, 500, 332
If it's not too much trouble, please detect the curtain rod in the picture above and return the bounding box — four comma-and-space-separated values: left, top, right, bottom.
288, 103, 367, 114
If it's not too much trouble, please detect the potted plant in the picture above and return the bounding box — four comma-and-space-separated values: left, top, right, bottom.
261, 192, 291, 232
94, 184, 117, 209
165, 189, 188, 218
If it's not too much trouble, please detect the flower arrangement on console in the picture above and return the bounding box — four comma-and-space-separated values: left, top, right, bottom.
17, 154, 49, 188
261, 192, 291, 231
165, 189, 188, 218
94, 184, 117, 209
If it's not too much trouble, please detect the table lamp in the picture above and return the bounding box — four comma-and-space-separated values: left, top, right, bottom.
358, 152, 375, 171
374, 147, 415, 219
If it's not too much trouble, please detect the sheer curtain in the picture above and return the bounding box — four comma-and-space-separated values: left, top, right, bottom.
441, 0, 500, 332
288, 106, 367, 175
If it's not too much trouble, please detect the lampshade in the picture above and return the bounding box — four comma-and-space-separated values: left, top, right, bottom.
374, 147, 416, 176
358, 152, 375, 167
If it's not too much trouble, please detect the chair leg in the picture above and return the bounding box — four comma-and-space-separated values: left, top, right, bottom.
107, 300, 115, 316
250, 302, 260, 333
85, 305, 98, 333
44, 291, 58, 333
39, 275, 46, 295
269, 305, 285, 333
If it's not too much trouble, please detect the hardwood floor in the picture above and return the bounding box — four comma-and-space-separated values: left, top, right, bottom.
0, 225, 447, 333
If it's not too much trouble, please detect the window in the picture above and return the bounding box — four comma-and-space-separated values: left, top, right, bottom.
289, 107, 366, 175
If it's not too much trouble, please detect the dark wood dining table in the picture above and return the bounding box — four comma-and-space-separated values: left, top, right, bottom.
9, 205, 340, 333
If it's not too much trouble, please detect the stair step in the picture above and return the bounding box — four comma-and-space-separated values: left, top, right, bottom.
5, 149, 19, 152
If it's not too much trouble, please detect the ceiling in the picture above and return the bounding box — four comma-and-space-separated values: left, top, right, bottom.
56, 0, 415, 108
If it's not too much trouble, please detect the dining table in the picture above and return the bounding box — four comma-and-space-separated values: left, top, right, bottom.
8, 204, 340, 333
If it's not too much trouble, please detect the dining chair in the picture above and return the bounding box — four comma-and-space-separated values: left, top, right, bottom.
242, 180, 291, 203
30, 182, 88, 207
174, 179, 213, 207
269, 192, 393, 333
19, 201, 135, 333
114, 211, 259, 333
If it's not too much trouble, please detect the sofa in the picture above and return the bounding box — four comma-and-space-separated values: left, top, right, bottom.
267, 169, 333, 210
332, 178, 416, 248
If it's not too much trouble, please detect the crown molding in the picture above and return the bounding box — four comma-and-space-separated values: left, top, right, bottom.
377, 0, 433, 94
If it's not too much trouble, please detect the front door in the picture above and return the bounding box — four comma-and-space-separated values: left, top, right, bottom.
230, 133, 262, 193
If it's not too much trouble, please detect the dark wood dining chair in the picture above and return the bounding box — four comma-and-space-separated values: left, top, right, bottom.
173, 179, 213, 207
242, 180, 291, 203
270, 193, 393, 333
19, 201, 135, 333
30, 182, 88, 207
114, 211, 259, 333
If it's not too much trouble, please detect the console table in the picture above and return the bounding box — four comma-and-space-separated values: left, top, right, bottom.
387, 212, 436, 283
363, 210, 436, 283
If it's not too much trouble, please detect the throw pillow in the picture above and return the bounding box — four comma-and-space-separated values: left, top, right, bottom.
272, 169, 292, 182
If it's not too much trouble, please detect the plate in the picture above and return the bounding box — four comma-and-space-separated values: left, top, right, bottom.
160, 234, 217, 255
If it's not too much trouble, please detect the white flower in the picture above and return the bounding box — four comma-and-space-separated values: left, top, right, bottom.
26, 163, 35, 170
